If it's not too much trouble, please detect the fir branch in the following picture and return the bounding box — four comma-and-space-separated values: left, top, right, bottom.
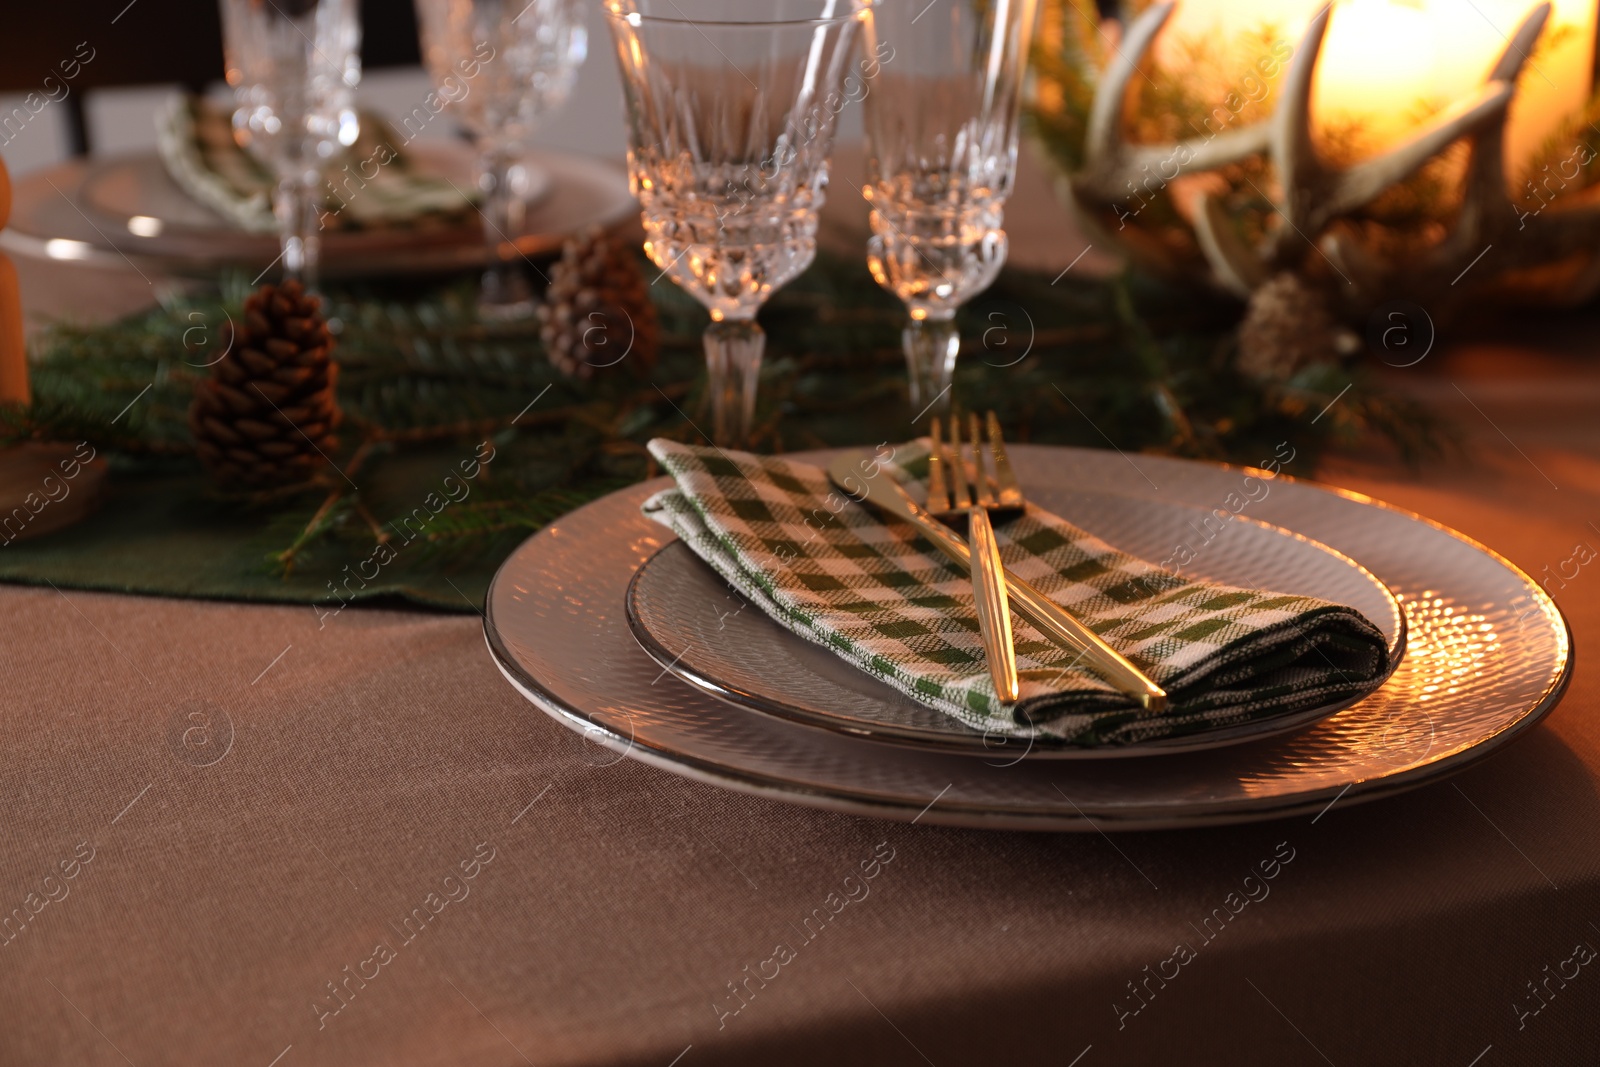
18, 251, 1450, 587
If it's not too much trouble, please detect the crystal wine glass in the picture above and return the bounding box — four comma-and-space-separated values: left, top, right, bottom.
860, 0, 1038, 417
416, 0, 588, 319
605, 0, 869, 446
220, 0, 362, 289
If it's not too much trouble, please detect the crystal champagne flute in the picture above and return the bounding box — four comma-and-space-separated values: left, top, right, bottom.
605, 0, 869, 446
220, 0, 362, 289
416, 0, 589, 319
860, 0, 1038, 417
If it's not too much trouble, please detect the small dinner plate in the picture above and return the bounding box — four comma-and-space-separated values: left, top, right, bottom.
3, 144, 636, 278
76, 143, 552, 243
624, 490, 1404, 759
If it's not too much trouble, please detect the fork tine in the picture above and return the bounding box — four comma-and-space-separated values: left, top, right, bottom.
948, 408, 972, 508
969, 412, 995, 508
986, 411, 1024, 510
928, 417, 949, 512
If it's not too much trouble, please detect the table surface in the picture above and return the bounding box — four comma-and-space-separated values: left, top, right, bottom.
5, 160, 1600, 1067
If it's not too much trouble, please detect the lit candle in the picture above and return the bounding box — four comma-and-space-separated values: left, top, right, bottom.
0, 157, 27, 406
1157, 0, 1596, 177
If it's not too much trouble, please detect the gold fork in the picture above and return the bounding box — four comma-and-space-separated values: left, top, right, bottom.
827, 447, 1167, 711
924, 410, 1167, 711
928, 411, 1021, 702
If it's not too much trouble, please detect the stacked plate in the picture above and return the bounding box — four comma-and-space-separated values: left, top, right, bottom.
485, 446, 1571, 831
3, 141, 636, 278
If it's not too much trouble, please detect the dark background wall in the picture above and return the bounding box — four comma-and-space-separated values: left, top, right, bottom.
0, 0, 424, 154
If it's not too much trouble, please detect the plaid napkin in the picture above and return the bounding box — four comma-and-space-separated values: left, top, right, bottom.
641, 439, 1392, 746
156, 95, 477, 234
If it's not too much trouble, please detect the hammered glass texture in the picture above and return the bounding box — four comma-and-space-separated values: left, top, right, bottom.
485, 446, 1571, 831
626, 490, 1404, 759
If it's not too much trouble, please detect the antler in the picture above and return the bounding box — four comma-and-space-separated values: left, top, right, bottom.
1409, 2, 1600, 304
1066, 2, 1270, 278
1311, 3, 1581, 312
1431, 3, 1549, 262
1069, 0, 1595, 317
1262, 4, 1517, 269
1201, 1, 1600, 316
1073, 2, 1271, 202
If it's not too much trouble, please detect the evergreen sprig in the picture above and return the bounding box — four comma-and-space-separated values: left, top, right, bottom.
15, 252, 1446, 574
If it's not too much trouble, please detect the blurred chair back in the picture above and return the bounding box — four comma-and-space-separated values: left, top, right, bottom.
0, 0, 421, 155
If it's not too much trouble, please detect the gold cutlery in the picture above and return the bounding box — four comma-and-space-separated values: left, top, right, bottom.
927, 412, 1021, 702
826, 430, 1168, 712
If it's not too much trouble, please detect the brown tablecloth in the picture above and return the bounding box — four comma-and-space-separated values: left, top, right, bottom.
6, 231, 1600, 1067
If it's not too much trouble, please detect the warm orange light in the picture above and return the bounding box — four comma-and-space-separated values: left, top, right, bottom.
1161, 0, 1597, 177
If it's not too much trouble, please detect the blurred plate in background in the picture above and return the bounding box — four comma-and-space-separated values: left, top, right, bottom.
3, 142, 635, 278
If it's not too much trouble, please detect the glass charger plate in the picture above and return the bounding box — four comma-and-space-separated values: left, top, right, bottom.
484, 446, 1573, 831
2, 144, 635, 278
623, 488, 1405, 758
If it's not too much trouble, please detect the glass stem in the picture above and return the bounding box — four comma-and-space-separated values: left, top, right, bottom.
903, 313, 959, 422
273, 167, 322, 290
477, 147, 533, 318
704, 319, 764, 447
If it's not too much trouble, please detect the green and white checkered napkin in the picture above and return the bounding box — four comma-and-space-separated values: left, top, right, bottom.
641, 439, 1392, 746
157, 95, 477, 234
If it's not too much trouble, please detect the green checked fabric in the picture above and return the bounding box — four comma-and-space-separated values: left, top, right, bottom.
641, 439, 1391, 746
157, 95, 477, 234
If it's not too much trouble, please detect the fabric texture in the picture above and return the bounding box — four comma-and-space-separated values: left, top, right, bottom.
156, 95, 477, 233
643, 439, 1390, 744
9, 146, 1596, 1067
0, 455, 499, 613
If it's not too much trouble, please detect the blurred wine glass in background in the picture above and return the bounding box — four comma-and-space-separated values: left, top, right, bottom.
861, 0, 1038, 419
220, 0, 362, 289
417, 0, 588, 319
605, 0, 869, 445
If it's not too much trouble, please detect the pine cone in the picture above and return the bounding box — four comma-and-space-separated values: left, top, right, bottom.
538, 227, 659, 379
1237, 272, 1353, 380
188, 280, 342, 490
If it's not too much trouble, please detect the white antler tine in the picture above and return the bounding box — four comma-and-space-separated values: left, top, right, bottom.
1268, 2, 1333, 260
1450, 2, 1551, 249
1193, 192, 1269, 296
1489, 2, 1551, 83
1084, 2, 1174, 165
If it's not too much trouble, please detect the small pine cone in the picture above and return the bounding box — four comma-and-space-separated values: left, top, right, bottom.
537, 227, 660, 379
188, 280, 342, 490
1237, 272, 1350, 380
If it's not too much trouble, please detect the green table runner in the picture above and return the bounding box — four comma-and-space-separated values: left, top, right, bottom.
0, 256, 1431, 613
